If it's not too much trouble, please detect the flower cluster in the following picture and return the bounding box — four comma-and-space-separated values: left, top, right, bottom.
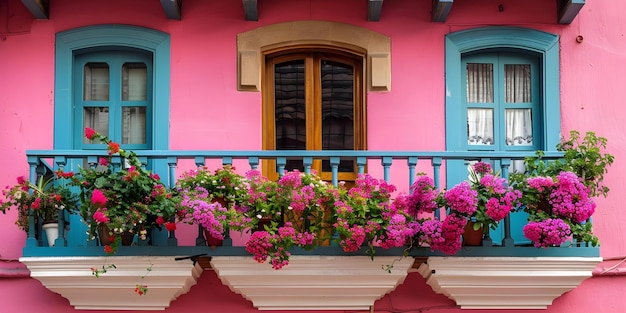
243, 170, 338, 268
466, 162, 522, 230
177, 186, 229, 240
245, 222, 315, 270
72, 128, 179, 253
334, 173, 414, 257
515, 171, 597, 246
523, 218, 572, 248
177, 165, 249, 205
0, 171, 76, 231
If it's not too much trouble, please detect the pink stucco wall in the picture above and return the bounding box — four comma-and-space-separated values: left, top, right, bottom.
1, 0, 626, 312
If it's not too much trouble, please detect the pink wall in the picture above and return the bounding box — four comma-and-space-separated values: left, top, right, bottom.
1, 0, 626, 312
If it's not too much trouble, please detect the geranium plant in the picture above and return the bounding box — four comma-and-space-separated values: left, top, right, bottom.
1, 171, 76, 231
72, 128, 179, 253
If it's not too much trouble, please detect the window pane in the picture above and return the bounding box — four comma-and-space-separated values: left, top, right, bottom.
83, 107, 109, 143
274, 60, 306, 171
506, 109, 533, 146
320, 60, 354, 173
122, 63, 147, 101
122, 107, 147, 144
467, 108, 494, 145
505, 64, 531, 103
466, 63, 493, 103
84, 63, 109, 101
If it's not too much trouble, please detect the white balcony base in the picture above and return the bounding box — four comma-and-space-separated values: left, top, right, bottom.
210, 255, 413, 310
417, 256, 602, 309
19, 256, 202, 310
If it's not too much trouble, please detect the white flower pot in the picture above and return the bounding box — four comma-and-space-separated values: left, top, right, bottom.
42, 223, 59, 247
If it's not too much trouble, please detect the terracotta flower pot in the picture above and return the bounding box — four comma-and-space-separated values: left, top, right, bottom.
463, 221, 484, 246
204, 229, 223, 249
97, 224, 134, 246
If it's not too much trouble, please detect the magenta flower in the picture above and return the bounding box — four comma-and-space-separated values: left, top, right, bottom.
91, 189, 107, 207
93, 211, 110, 223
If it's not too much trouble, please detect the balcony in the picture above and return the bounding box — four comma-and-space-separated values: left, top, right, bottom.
18, 149, 601, 310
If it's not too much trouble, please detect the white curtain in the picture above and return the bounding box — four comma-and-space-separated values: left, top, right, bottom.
466, 63, 494, 145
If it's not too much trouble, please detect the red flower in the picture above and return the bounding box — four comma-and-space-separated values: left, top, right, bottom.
156, 216, 165, 225
165, 222, 176, 231
107, 142, 120, 155
103, 245, 114, 254
91, 189, 108, 207
16, 176, 25, 185
31, 198, 41, 209
85, 127, 97, 140
55, 170, 74, 179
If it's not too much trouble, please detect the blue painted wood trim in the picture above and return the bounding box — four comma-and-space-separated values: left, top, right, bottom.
432, 0, 453, 23
445, 27, 561, 155
25, 149, 566, 159
22, 244, 599, 258
558, 0, 585, 24
54, 25, 171, 151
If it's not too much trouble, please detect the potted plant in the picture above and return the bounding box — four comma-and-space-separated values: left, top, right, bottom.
243, 170, 340, 269
70, 128, 179, 253
334, 173, 415, 257
0, 171, 76, 246
177, 165, 250, 206
175, 166, 251, 247
509, 130, 612, 247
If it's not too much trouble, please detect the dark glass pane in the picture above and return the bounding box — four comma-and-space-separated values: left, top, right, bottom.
274, 60, 306, 171
320, 60, 354, 173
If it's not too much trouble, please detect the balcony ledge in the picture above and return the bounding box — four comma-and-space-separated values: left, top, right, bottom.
210, 255, 414, 310
19, 256, 202, 311
417, 256, 602, 309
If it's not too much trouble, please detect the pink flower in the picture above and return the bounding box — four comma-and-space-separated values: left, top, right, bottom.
85, 127, 97, 140
99, 157, 109, 166
91, 189, 107, 207
93, 211, 110, 223
165, 222, 176, 231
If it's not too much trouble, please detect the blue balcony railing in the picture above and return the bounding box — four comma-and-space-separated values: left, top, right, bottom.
21, 149, 600, 258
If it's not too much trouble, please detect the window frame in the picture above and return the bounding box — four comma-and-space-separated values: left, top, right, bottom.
73, 49, 154, 150
262, 47, 367, 181
445, 27, 561, 153
54, 25, 171, 151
